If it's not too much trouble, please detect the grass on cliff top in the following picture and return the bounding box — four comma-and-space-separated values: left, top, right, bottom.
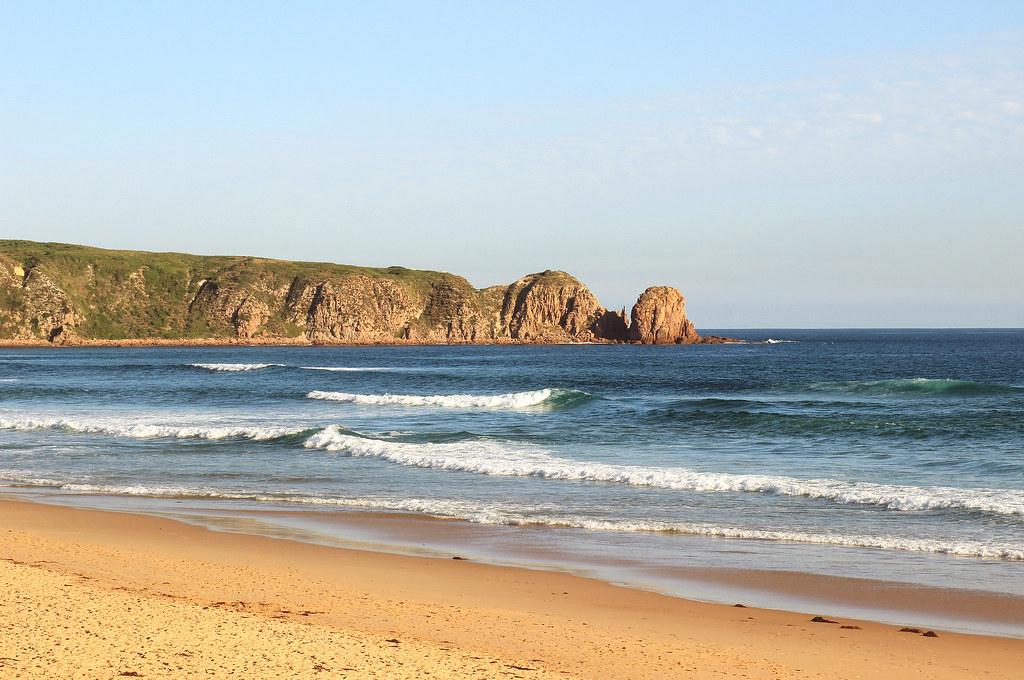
0, 240, 481, 340
0, 240, 462, 292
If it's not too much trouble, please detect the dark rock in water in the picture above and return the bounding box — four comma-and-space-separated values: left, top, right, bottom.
899, 627, 923, 634
451, 556, 467, 561
811, 616, 839, 624
733, 603, 747, 608
698, 334, 743, 344
922, 631, 939, 638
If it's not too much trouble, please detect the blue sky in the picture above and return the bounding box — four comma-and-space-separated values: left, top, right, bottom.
1, 1, 1022, 326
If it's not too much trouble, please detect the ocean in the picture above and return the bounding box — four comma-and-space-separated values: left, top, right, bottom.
2, 330, 1022, 632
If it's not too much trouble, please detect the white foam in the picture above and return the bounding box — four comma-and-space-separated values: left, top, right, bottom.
2, 475, 1018, 560
765, 338, 797, 344
189, 363, 282, 372
303, 427, 1024, 516
307, 389, 554, 409
511, 516, 1024, 560
0, 415, 305, 441
295, 498, 1024, 559
300, 366, 393, 372
259, 497, 1020, 559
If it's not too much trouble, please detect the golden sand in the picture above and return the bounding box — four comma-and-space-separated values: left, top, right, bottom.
1, 498, 1021, 679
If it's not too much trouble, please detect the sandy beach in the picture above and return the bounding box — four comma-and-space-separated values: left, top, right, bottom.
1, 498, 1021, 679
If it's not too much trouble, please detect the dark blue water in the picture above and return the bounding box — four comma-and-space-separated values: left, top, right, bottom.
1, 330, 1022, 615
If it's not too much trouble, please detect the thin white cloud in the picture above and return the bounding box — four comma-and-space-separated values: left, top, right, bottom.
496, 32, 1024, 170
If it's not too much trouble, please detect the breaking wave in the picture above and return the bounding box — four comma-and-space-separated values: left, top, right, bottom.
0, 415, 309, 441
306, 388, 591, 409
5, 412, 1021, 518
1, 476, 1018, 560
512, 517, 1024, 560
300, 366, 394, 372
303, 426, 1024, 516
188, 363, 283, 372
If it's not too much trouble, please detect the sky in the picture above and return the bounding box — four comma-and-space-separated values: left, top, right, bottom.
1, 1, 1022, 327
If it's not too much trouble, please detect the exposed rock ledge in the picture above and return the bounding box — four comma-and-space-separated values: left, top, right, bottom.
0, 241, 738, 346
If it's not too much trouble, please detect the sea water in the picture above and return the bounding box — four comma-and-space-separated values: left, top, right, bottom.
1, 330, 1022, 629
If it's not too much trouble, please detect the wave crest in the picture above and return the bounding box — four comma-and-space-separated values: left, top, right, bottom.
4, 477, 1018, 560
303, 426, 1024, 516
0, 416, 308, 441
515, 517, 1024, 560
188, 363, 282, 372
306, 388, 588, 409
300, 366, 393, 372
809, 378, 1016, 397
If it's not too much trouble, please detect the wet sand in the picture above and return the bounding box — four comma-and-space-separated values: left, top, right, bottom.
270, 507, 1024, 625
2, 498, 1022, 678
166, 503, 1024, 635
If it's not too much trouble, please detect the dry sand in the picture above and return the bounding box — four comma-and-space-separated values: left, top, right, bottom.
1, 498, 1021, 679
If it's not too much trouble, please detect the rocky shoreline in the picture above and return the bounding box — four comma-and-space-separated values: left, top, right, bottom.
0, 334, 742, 348
1, 240, 736, 347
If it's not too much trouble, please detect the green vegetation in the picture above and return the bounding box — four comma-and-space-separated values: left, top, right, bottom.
0, 240, 621, 345
0, 240, 472, 341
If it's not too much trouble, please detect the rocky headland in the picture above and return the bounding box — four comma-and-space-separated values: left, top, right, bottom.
0, 240, 732, 346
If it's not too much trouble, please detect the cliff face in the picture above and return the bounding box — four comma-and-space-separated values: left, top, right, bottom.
0, 255, 80, 343
0, 241, 712, 346
629, 286, 700, 345
500, 271, 605, 342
